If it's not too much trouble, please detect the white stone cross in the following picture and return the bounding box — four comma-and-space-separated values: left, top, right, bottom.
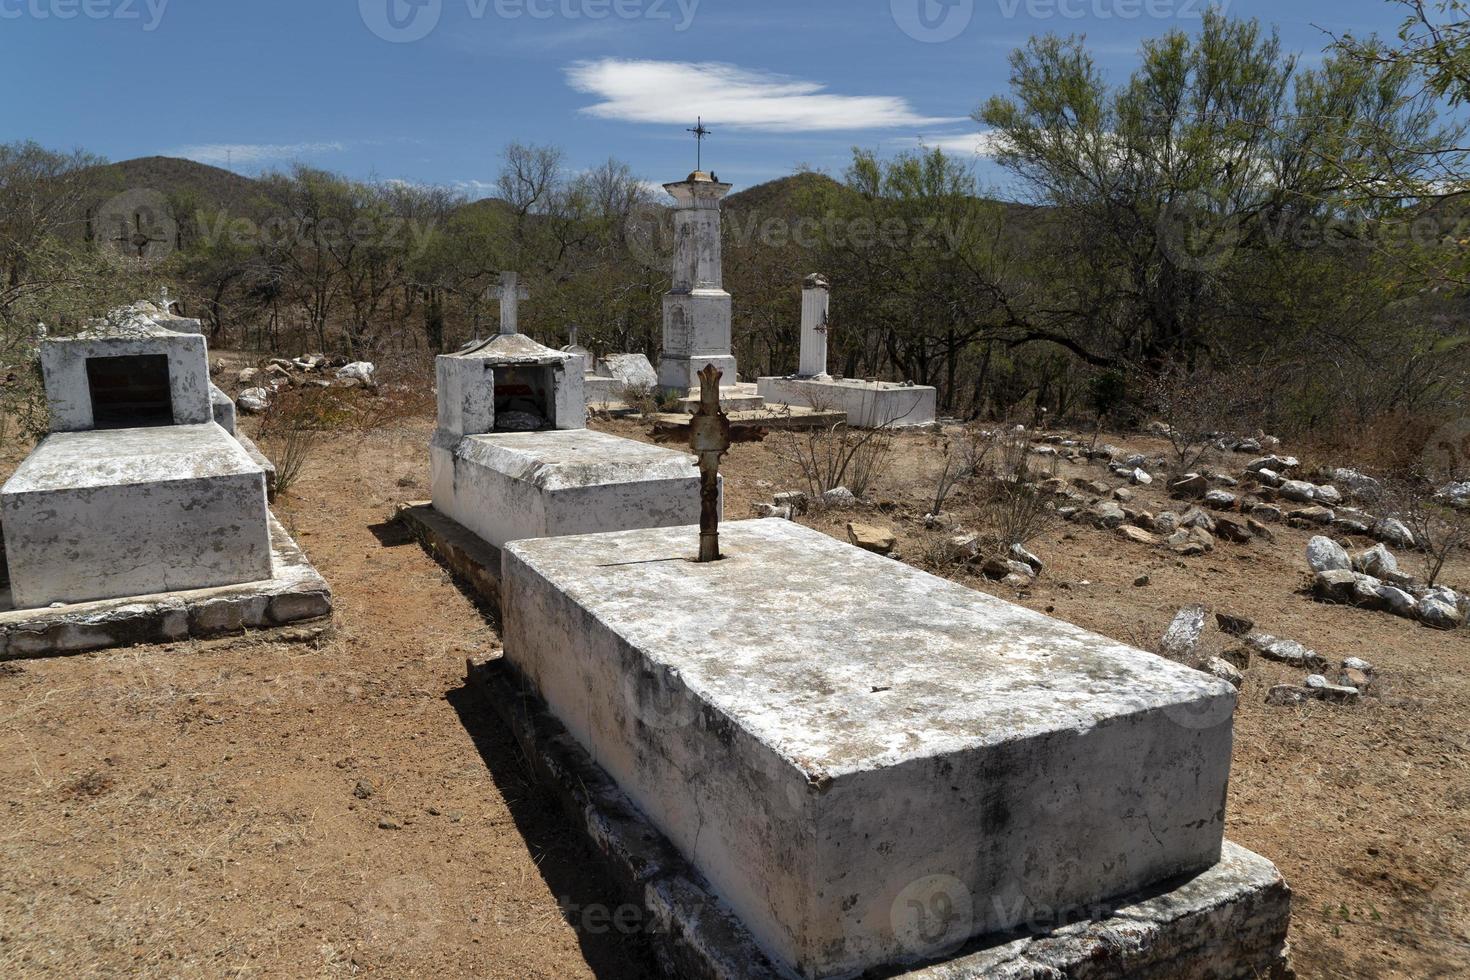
493, 271, 531, 336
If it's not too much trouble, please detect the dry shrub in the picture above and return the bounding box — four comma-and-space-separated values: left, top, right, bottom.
929, 425, 994, 517
1143, 364, 1263, 476
1292, 410, 1445, 479
769, 415, 896, 500
977, 478, 1056, 550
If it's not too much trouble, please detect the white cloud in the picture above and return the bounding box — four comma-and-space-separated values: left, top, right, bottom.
566, 59, 962, 132
897, 131, 1006, 158
171, 142, 348, 167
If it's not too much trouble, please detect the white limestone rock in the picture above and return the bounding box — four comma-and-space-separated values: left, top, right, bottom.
237, 387, 272, 414
1161, 605, 1208, 663
1373, 518, 1415, 549
1280, 480, 1316, 503
1306, 536, 1351, 573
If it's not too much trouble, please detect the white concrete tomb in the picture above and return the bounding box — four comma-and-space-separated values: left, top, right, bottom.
758, 276, 937, 428
431, 329, 711, 550
3, 425, 272, 608
502, 519, 1237, 979
3, 304, 273, 609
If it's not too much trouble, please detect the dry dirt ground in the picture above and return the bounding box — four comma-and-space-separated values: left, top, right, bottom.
1, 404, 1468, 979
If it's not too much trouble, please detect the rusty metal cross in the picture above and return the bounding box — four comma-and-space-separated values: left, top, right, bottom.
688, 364, 730, 563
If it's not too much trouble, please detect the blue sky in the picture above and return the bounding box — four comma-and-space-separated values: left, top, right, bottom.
2, 0, 1409, 198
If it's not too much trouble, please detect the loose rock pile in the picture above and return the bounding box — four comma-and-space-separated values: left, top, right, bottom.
1306, 535, 1469, 630
234, 355, 373, 414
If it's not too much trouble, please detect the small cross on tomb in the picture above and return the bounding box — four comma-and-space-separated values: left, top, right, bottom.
493, 271, 531, 336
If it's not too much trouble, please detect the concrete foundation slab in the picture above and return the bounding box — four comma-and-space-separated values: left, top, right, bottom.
431, 428, 711, 550
757, 377, 937, 429
468, 654, 1291, 980
0, 513, 331, 660
501, 520, 1239, 979
2, 424, 272, 608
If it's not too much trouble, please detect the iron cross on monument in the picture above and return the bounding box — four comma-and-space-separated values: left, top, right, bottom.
688, 363, 731, 563
687, 117, 712, 172
493, 271, 531, 336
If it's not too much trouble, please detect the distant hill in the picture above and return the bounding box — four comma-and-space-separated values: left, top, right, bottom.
82, 156, 263, 211
725, 171, 845, 214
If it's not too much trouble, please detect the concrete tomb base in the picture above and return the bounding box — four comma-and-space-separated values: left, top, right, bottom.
469, 654, 1292, 980
501, 519, 1261, 978
1, 423, 272, 608
757, 376, 937, 429
0, 513, 331, 660
675, 381, 768, 414
430, 428, 712, 551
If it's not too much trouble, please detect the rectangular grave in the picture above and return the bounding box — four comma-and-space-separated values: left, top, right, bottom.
1, 423, 272, 608
431, 428, 708, 550
501, 519, 1236, 979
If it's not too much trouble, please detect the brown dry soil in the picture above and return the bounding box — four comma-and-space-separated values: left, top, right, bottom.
2, 408, 1468, 979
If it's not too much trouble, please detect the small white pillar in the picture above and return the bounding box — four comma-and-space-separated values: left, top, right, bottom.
798, 273, 831, 379
494, 271, 530, 336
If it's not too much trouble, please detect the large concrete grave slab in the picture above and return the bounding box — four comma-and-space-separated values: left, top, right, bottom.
757, 376, 937, 429
2, 423, 272, 608
501, 519, 1239, 979
470, 656, 1291, 980
431, 428, 709, 550
0, 514, 331, 660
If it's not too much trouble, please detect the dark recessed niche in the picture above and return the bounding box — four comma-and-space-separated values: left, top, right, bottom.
86, 354, 174, 429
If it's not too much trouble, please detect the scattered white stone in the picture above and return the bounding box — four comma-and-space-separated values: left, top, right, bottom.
1436, 481, 1470, 508
1280, 480, 1316, 503
1334, 468, 1381, 499
1376, 585, 1418, 618
1206, 657, 1244, 688
236, 387, 272, 414
1248, 455, 1299, 473
1204, 490, 1237, 509
755, 504, 793, 520
1161, 605, 1208, 663
1373, 518, 1415, 549
1246, 633, 1328, 671
1355, 544, 1399, 579
821, 487, 856, 508
1313, 485, 1343, 506
1130, 468, 1153, 485
336, 361, 376, 385
1306, 537, 1350, 573
1419, 596, 1464, 630
1009, 543, 1044, 574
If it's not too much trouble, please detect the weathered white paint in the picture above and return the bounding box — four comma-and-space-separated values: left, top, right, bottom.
799, 273, 831, 379
430, 429, 711, 550
757, 376, 938, 429
502, 519, 1235, 979
659, 173, 738, 391
1, 424, 272, 609
435, 334, 585, 438
40, 315, 212, 432
210, 383, 237, 435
